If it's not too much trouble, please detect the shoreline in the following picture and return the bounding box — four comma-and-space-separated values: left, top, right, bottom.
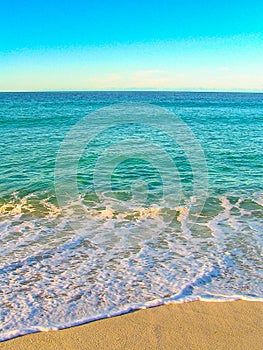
1, 300, 262, 349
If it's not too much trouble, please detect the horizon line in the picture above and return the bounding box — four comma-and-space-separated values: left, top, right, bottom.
0, 89, 263, 94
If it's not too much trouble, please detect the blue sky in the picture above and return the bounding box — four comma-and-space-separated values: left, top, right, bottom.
0, 0, 263, 91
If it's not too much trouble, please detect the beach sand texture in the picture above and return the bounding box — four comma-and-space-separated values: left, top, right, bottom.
1, 300, 262, 350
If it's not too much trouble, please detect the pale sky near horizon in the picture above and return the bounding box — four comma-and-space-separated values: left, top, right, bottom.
0, 0, 263, 92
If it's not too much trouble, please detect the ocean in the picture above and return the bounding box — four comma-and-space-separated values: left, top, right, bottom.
0, 91, 262, 341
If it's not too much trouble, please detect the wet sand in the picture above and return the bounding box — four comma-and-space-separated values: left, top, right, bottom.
1, 300, 262, 350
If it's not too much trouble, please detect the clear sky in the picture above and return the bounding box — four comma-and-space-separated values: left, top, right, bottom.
0, 0, 263, 91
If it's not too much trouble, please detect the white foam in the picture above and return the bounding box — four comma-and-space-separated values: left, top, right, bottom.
0, 193, 262, 342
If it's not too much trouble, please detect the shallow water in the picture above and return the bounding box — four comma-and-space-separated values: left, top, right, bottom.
0, 92, 262, 341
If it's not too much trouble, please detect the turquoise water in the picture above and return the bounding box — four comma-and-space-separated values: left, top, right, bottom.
0, 92, 262, 340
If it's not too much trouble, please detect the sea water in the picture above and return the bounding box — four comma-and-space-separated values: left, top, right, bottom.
0, 92, 262, 341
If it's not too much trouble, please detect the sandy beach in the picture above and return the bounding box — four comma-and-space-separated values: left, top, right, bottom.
1, 300, 262, 350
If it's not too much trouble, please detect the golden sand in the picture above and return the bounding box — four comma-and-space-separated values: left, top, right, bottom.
1, 301, 262, 350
